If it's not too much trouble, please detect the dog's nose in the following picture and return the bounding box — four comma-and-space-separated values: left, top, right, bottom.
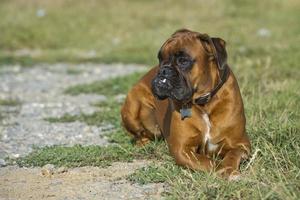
160, 67, 174, 77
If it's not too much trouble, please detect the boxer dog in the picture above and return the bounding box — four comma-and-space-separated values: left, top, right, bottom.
121, 29, 250, 179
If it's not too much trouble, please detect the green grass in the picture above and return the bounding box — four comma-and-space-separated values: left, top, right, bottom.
1, 0, 300, 66
65, 72, 145, 96
66, 68, 82, 75
15, 136, 167, 168
0, 99, 20, 106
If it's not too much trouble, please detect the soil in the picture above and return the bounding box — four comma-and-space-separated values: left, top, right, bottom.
0, 160, 165, 200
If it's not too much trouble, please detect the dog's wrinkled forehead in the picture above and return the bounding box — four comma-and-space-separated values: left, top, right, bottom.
158, 31, 200, 62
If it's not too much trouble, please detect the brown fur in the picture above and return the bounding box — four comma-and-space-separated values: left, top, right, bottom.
121, 29, 250, 179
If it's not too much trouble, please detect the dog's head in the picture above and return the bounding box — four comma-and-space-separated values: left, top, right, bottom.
151, 29, 227, 102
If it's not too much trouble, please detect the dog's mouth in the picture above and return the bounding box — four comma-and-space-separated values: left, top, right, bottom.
151, 67, 193, 101
151, 77, 172, 100
155, 77, 173, 90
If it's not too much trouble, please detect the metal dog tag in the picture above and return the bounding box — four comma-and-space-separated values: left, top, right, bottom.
180, 108, 192, 120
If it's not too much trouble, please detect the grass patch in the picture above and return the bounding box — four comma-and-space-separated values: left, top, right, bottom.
45, 105, 120, 126
0, 99, 20, 106
16, 144, 134, 168
65, 72, 144, 96
15, 126, 169, 168
128, 148, 300, 199
15, 140, 168, 168
127, 163, 183, 185
66, 68, 82, 75
1, 0, 299, 65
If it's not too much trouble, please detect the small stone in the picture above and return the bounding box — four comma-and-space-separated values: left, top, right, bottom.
50, 180, 63, 186
56, 166, 68, 174
257, 28, 271, 37
41, 164, 55, 176
13, 153, 20, 158
0, 159, 7, 167
36, 9, 46, 18
83, 126, 92, 133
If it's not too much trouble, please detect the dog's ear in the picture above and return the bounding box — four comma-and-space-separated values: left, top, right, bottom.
157, 48, 162, 61
211, 37, 228, 69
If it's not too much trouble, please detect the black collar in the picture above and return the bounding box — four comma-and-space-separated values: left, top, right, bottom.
193, 36, 229, 106
194, 65, 229, 105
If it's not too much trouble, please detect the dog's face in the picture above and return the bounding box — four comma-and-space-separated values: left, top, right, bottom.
151, 47, 195, 101
152, 29, 227, 102
151, 29, 210, 102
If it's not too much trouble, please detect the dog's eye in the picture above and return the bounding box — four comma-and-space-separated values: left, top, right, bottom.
177, 57, 191, 69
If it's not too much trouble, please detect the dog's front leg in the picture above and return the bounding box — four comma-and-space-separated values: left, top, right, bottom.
216, 148, 247, 180
170, 145, 214, 172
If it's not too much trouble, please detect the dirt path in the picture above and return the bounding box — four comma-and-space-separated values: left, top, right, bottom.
0, 160, 164, 200
0, 63, 146, 159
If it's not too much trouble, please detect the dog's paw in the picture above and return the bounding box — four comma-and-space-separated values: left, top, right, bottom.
228, 171, 241, 181
216, 167, 241, 181
135, 137, 151, 146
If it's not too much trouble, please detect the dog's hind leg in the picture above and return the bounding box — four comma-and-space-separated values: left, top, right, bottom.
121, 94, 161, 146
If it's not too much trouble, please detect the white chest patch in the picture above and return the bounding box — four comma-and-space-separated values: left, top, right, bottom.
202, 113, 218, 152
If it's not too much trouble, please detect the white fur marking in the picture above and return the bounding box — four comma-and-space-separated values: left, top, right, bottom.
202, 113, 211, 143
208, 142, 219, 151
202, 113, 218, 151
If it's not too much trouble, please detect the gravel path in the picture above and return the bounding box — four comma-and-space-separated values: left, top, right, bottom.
0, 63, 146, 160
